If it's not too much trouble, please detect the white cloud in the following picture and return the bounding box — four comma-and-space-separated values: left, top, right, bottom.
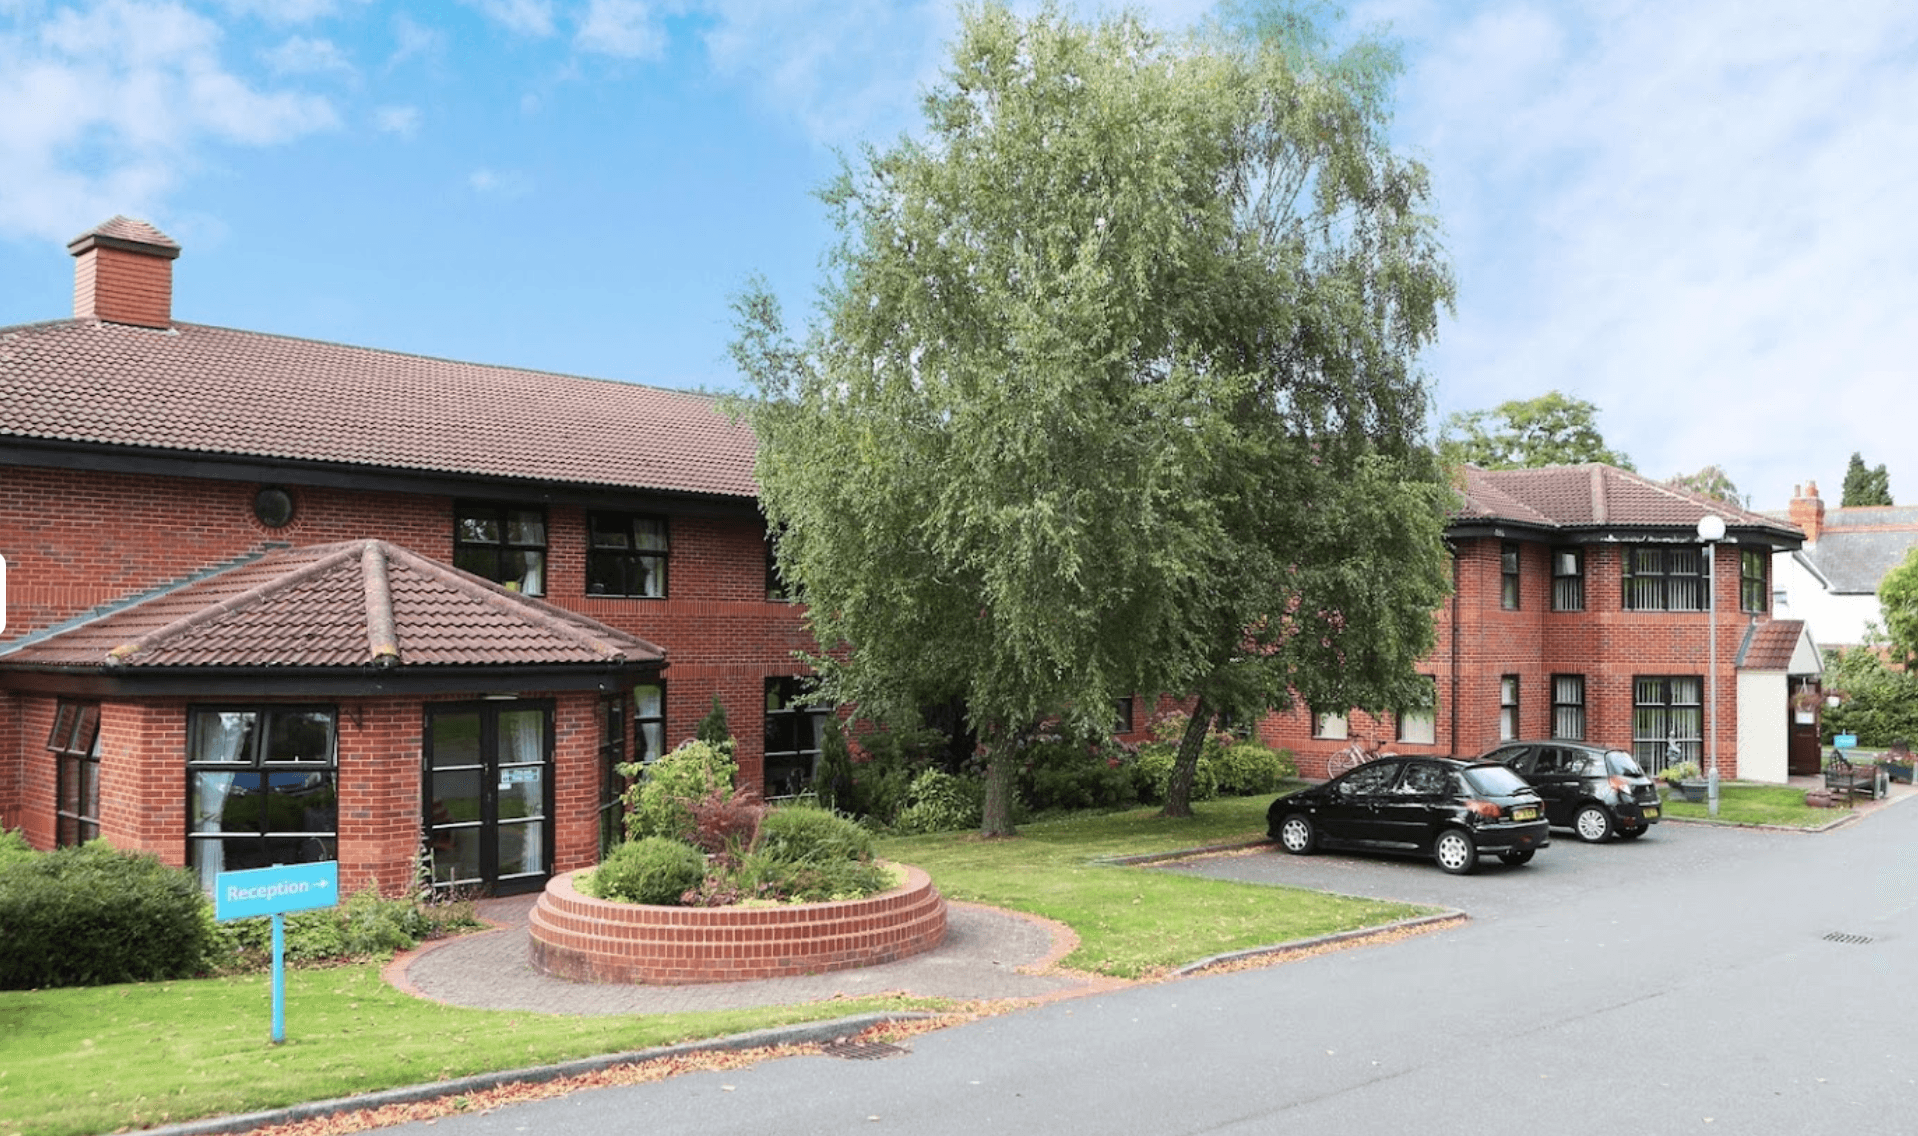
460, 0, 556, 38
216, 0, 357, 22
374, 104, 420, 136
0, 0, 337, 241
263, 34, 354, 77
576, 0, 666, 59
468, 167, 531, 197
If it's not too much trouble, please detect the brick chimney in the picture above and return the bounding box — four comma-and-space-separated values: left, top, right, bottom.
67, 216, 180, 329
1789, 480, 1825, 544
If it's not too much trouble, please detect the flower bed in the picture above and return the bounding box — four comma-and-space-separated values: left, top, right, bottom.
528, 862, 947, 985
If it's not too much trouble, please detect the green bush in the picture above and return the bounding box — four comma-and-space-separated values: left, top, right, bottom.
1210, 743, 1293, 796
588, 837, 707, 905
836, 724, 950, 826
208, 887, 475, 968
622, 739, 739, 843
0, 828, 32, 870
0, 841, 212, 989
892, 769, 985, 834
1131, 744, 1220, 806
756, 804, 876, 865
1017, 737, 1137, 813
731, 850, 895, 903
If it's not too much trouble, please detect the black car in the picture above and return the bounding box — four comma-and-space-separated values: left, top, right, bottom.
1479, 741, 1661, 842
1266, 757, 1550, 875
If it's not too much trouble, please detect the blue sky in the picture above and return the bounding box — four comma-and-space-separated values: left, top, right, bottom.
2, 0, 1913, 510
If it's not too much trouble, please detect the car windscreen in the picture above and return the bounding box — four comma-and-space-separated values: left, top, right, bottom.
1606, 750, 1647, 777
1460, 764, 1533, 796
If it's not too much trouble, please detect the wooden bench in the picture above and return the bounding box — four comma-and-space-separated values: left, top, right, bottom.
1825, 752, 1885, 803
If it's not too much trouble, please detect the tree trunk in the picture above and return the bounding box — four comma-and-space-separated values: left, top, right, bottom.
979, 729, 1022, 837
1160, 696, 1213, 819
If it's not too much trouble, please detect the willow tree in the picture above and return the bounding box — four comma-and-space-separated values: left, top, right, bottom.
732, 2, 1453, 833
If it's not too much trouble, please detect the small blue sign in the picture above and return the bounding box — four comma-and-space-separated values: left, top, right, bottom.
215, 861, 339, 922
1835, 734, 1858, 750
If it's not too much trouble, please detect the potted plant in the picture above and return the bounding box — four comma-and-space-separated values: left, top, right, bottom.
1883, 739, 1913, 784
1659, 759, 1707, 803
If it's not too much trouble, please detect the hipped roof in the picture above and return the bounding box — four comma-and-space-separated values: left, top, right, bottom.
1452, 464, 1803, 546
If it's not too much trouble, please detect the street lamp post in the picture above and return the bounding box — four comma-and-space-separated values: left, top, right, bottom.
1697, 514, 1727, 817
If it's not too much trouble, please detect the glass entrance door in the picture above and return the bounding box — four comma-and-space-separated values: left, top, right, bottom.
425, 702, 553, 895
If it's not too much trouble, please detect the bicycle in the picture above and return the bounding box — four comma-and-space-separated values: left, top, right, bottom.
1325, 735, 1394, 778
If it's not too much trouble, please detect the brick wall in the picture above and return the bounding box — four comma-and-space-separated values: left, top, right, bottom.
73, 245, 173, 328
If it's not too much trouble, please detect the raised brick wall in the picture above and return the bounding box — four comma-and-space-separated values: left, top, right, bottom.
527, 863, 947, 984
73, 246, 173, 328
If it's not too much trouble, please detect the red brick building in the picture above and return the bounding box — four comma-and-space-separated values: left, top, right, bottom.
0, 218, 825, 895
1257, 464, 1820, 783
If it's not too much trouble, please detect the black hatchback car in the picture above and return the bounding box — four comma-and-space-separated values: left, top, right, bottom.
1267, 757, 1550, 875
1478, 741, 1661, 842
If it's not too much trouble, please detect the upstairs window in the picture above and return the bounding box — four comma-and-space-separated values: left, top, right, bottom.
49, 701, 102, 847
455, 503, 546, 596
1501, 543, 1521, 610
587, 513, 668, 598
1740, 549, 1768, 613
1623, 546, 1706, 612
1551, 547, 1585, 611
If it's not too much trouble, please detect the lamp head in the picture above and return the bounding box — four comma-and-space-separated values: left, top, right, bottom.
1696, 515, 1727, 542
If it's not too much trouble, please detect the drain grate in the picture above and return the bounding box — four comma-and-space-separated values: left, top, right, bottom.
1823, 931, 1874, 945
822, 1039, 910, 1061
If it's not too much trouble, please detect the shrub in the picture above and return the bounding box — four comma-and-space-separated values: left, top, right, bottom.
892, 769, 985, 834
813, 716, 856, 813
1017, 736, 1137, 813
835, 724, 950, 826
730, 849, 895, 903
695, 694, 732, 745
1210, 743, 1293, 796
0, 842, 211, 989
682, 784, 766, 859
623, 739, 739, 842
588, 837, 707, 905
0, 828, 32, 870
207, 887, 477, 969
756, 804, 877, 865
1130, 744, 1219, 806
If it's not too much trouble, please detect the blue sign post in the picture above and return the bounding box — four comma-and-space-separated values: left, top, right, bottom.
215, 862, 339, 1044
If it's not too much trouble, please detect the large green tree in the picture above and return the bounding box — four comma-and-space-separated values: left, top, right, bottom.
733, 3, 1453, 833
1879, 547, 1918, 669
1841, 452, 1893, 507
1440, 391, 1634, 470
1666, 464, 1745, 507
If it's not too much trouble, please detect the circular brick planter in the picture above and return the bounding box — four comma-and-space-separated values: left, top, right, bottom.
527, 863, 947, 985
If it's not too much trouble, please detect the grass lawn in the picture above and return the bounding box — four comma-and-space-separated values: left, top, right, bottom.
1659, 781, 1854, 828
1, 791, 1430, 1136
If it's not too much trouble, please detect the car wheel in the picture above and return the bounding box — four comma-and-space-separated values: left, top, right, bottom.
1618, 825, 1648, 840
1574, 804, 1616, 843
1433, 828, 1477, 875
1277, 814, 1317, 855
1498, 849, 1535, 865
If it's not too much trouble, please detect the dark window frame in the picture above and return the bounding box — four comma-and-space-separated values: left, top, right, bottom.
1633, 675, 1703, 774
586, 512, 669, 598
185, 705, 339, 891
1114, 696, 1135, 735
1623, 545, 1707, 612
1499, 676, 1520, 742
764, 677, 829, 799
49, 701, 102, 847
1501, 543, 1521, 610
454, 502, 547, 596
1740, 548, 1768, 613
1551, 547, 1585, 611
1551, 675, 1586, 741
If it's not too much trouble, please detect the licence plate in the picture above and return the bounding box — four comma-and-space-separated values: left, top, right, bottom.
1643, 805, 1660, 819
1512, 806, 1539, 822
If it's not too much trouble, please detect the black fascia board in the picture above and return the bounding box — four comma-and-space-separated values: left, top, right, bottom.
0, 661, 666, 699
1447, 521, 1801, 552
0, 436, 762, 520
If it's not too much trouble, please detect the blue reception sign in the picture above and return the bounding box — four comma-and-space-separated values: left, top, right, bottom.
1835, 734, 1858, 750
214, 861, 339, 921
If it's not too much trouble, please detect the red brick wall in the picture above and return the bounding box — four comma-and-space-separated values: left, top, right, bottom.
73, 245, 173, 328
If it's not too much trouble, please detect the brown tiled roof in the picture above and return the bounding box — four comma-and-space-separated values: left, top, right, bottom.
0, 539, 666, 671
1737, 620, 1806, 671
0, 319, 758, 498
1455, 464, 1802, 540
67, 216, 181, 255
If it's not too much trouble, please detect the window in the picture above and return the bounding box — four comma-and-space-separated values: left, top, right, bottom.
1740, 549, 1768, 613
1113, 696, 1135, 734
1634, 676, 1701, 774
1623, 545, 1706, 611
1501, 543, 1521, 610
455, 503, 546, 595
765, 527, 791, 601
597, 695, 625, 859
587, 513, 667, 597
1551, 675, 1585, 740
187, 706, 337, 892
1551, 547, 1584, 611
1499, 676, 1520, 742
1397, 677, 1437, 745
1312, 709, 1349, 740
49, 701, 101, 846
764, 678, 829, 798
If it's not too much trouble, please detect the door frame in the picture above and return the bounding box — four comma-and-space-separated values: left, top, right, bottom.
423, 700, 556, 896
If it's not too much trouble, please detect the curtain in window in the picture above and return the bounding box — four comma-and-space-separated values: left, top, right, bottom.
500, 709, 544, 764
189, 712, 253, 891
